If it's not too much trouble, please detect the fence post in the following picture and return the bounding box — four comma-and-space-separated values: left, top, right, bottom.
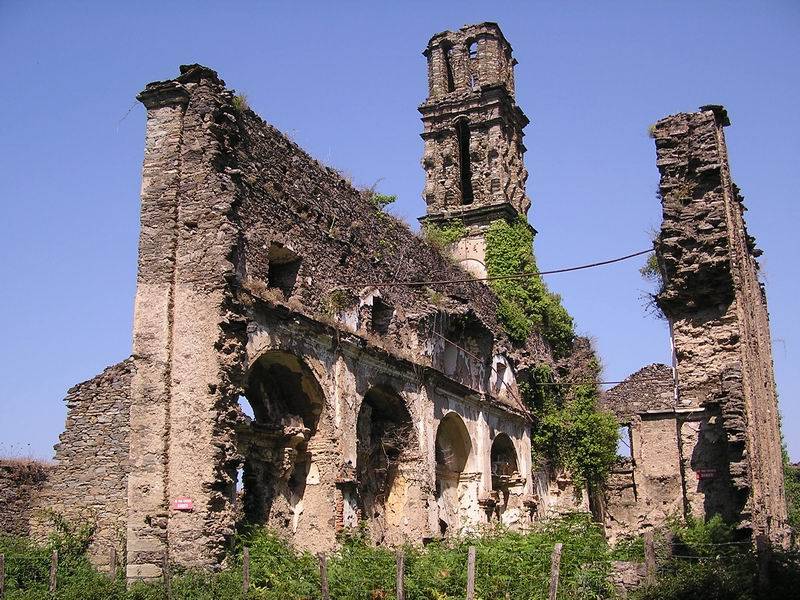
242, 546, 250, 597
49, 550, 58, 594
318, 553, 330, 600
109, 547, 117, 578
548, 543, 563, 600
1, 553, 5, 600
466, 546, 476, 600
396, 550, 405, 600
644, 531, 656, 585
163, 550, 171, 600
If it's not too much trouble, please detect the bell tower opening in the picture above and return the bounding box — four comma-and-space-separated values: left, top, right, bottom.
455, 120, 474, 205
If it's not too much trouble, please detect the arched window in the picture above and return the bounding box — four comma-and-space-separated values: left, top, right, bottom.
356, 386, 417, 542
455, 120, 474, 205
435, 412, 473, 535
468, 41, 478, 59
490, 433, 519, 489
442, 43, 456, 92
236, 351, 325, 528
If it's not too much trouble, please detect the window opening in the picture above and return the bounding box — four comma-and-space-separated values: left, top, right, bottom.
455, 121, 474, 205
443, 44, 456, 92
617, 424, 633, 459
468, 41, 478, 59
267, 244, 301, 298
370, 297, 393, 335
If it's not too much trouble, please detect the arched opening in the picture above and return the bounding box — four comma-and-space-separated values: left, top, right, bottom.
356, 385, 416, 543
455, 120, 474, 205
442, 43, 456, 92
491, 433, 519, 516
236, 351, 325, 532
435, 412, 472, 535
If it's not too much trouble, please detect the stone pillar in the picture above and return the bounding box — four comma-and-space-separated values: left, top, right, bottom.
127, 80, 189, 581
127, 65, 245, 579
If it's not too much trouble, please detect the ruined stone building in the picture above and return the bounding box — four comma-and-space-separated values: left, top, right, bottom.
0, 22, 789, 582
602, 106, 788, 545
3, 23, 585, 580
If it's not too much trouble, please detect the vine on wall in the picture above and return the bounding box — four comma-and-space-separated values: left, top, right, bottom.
483, 217, 574, 357
482, 216, 617, 489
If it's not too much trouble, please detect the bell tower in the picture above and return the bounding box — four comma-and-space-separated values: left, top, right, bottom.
419, 22, 532, 278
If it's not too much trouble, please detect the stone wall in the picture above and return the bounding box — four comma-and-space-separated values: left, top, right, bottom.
0, 460, 51, 536
124, 63, 549, 579
30, 359, 132, 568
652, 106, 787, 542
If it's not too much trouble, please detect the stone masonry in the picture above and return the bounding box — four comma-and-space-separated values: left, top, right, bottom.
29, 359, 133, 568
0, 23, 790, 582
419, 23, 530, 279
603, 106, 788, 545
0, 460, 51, 537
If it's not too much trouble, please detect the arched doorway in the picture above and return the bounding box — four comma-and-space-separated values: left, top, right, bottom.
236, 350, 329, 538
490, 433, 520, 517
356, 385, 417, 543
435, 412, 472, 535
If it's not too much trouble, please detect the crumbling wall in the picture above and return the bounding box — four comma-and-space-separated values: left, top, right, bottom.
125, 63, 542, 578
0, 460, 51, 537
652, 106, 787, 542
30, 359, 132, 568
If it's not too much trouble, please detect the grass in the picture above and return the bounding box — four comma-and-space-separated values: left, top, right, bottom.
0, 514, 616, 600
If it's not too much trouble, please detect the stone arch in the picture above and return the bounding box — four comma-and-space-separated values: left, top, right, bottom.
490, 432, 520, 517
236, 349, 334, 544
435, 412, 473, 535
356, 385, 418, 544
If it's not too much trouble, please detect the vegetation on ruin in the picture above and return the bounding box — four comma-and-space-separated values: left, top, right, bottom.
630, 515, 799, 600
523, 364, 619, 491
232, 93, 249, 112
421, 219, 468, 250
483, 217, 574, 356
783, 459, 800, 531
0, 513, 618, 599
367, 192, 397, 211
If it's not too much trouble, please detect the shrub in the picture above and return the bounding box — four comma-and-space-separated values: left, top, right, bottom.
421, 219, 468, 250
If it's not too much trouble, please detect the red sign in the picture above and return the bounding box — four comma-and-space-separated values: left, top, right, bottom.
695, 468, 717, 480
172, 497, 194, 511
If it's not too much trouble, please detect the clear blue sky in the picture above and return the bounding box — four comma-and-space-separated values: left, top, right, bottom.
1, 1, 798, 460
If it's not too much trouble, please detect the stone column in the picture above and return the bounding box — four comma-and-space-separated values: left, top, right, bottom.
126, 81, 189, 580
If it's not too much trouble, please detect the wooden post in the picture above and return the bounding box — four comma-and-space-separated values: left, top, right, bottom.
548, 543, 563, 600
109, 547, 117, 578
49, 550, 58, 594
466, 546, 476, 600
396, 550, 405, 600
1, 553, 5, 600
644, 531, 656, 585
163, 551, 171, 600
318, 553, 330, 600
242, 547, 250, 597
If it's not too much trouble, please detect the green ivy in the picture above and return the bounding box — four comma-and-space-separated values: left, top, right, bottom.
483, 217, 574, 356
422, 218, 468, 249
524, 364, 619, 490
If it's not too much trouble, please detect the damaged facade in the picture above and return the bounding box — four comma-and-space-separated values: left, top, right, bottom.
1, 22, 789, 582
602, 106, 788, 545
14, 23, 574, 580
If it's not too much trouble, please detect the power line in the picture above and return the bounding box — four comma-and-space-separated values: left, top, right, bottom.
351, 248, 653, 289
535, 378, 670, 387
